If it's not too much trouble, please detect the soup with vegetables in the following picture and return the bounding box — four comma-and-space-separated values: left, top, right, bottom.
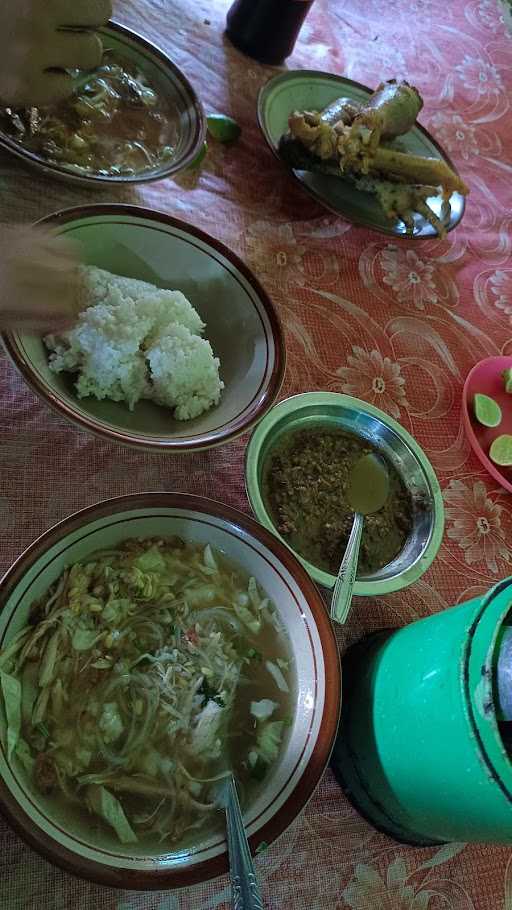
0, 538, 293, 847
0, 54, 178, 177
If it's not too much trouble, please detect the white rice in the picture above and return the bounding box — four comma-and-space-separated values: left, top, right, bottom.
45, 266, 223, 421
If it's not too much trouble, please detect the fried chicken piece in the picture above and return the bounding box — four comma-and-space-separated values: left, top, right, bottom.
353, 176, 448, 236
287, 109, 468, 198
344, 79, 423, 166
367, 146, 469, 197
288, 111, 339, 159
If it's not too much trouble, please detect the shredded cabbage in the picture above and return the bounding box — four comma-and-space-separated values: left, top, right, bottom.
0, 538, 293, 846
0, 671, 21, 760
251, 700, 278, 721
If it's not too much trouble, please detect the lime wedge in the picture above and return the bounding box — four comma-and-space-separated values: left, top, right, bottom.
502, 368, 512, 395
489, 435, 512, 466
473, 393, 502, 428
207, 114, 241, 143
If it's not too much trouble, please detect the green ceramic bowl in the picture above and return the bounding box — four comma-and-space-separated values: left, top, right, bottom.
245, 392, 445, 597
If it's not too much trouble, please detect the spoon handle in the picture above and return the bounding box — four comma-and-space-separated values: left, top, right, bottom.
330, 512, 364, 625
225, 775, 265, 910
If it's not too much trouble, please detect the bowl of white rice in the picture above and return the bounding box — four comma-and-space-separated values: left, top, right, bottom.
2, 205, 285, 451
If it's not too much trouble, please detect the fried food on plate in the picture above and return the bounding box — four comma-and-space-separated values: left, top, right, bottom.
279, 78, 469, 237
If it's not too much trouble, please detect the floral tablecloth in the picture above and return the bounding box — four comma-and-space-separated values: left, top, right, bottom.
1, 0, 512, 907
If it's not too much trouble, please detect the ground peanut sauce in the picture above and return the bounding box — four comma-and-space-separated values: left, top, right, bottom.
263, 426, 413, 576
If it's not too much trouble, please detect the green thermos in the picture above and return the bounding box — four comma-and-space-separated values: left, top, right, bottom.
332, 577, 512, 844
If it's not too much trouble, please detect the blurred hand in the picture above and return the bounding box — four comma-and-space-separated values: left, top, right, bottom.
0, 225, 81, 333
0, 0, 113, 107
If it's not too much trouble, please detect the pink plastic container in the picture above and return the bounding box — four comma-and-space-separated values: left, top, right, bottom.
463, 356, 512, 494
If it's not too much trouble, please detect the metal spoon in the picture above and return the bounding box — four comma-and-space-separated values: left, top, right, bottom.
330, 452, 390, 625
219, 773, 264, 910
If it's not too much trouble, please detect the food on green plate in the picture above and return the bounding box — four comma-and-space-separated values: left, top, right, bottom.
346, 79, 423, 162
263, 427, 413, 576
502, 368, 512, 394
45, 266, 223, 421
473, 393, 502, 428
489, 435, 512, 467
207, 114, 241, 143
278, 78, 469, 237
0, 538, 293, 846
0, 53, 178, 177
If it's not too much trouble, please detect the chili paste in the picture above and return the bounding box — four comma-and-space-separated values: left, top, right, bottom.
263, 426, 413, 576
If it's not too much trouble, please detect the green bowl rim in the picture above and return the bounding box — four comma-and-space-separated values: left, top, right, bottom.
244, 391, 445, 596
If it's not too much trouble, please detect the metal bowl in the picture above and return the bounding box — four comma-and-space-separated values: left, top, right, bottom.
0, 21, 206, 187
245, 392, 445, 596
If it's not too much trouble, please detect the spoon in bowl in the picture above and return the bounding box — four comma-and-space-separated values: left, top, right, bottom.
217, 772, 264, 910
330, 452, 389, 625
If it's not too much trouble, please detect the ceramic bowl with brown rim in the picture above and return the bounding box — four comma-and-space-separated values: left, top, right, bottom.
0, 492, 340, 889
2, 205, 285, 452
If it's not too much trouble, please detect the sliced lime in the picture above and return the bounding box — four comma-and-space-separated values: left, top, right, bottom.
207, 114, 241, 143
489, 435, 512, 466
473, 393, 502, 428
502, 368, 512, 395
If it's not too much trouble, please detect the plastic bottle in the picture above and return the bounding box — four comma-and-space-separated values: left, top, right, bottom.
225, 0, 316, 66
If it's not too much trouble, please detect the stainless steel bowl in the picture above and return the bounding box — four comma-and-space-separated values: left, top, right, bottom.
245, 392, 445, 596
0, 21, 206, 187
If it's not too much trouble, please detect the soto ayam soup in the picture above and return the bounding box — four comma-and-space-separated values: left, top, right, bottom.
0, 53, 178, 177
0, 538, 293, 847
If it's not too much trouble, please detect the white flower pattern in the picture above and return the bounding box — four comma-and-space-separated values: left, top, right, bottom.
246, 221, 305, 288
444, 480, 511, 574
430, 112, 479, 161
455, 55, 504, 97
380, 246, 438, 309
335, 346, 409, 418
489, 269, 512, 316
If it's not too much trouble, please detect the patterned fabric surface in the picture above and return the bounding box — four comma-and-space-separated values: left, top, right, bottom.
1, 0, 512, 907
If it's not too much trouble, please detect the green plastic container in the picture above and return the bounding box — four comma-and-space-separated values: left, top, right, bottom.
332, 577, 512, 845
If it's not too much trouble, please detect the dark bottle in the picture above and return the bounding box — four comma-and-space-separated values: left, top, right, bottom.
225, 0, 316, 66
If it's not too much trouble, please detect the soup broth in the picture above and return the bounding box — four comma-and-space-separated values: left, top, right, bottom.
0, 538, 293, 849
0, 53, 179, 177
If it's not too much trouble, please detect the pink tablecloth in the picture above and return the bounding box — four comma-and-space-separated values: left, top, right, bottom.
1, 0, 512, 907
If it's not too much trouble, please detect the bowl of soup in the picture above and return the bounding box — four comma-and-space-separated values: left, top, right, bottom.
245, 392, 445, 596
0, 492, 340, 888
0, 21, 205, 186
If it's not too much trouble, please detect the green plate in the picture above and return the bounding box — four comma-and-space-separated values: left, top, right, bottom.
245, 392, 445, 597
257, 69, 466, 238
